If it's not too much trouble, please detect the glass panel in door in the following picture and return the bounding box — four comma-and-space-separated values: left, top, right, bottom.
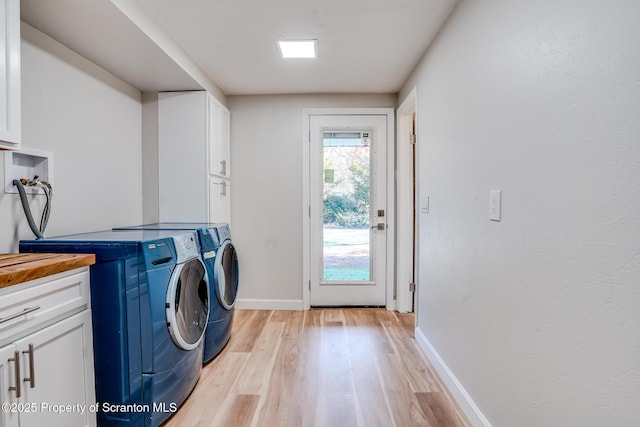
322, 131, 372, 282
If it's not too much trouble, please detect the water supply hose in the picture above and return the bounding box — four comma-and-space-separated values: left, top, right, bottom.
13, 179, 44, 239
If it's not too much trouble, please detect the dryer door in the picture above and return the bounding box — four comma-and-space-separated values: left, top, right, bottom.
214, 240, 239, 310
166, 258, 210, 350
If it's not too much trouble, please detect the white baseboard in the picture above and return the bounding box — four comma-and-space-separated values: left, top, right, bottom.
414, 327, 492, 427
235, 298, 304, 311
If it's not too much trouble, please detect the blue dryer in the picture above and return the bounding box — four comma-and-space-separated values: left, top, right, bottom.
113, 223, 239, 363
20, 230, 210, 427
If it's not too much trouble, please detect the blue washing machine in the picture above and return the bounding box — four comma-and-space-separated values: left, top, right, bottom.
20, 230, 210, 427
113, 223, 239, 363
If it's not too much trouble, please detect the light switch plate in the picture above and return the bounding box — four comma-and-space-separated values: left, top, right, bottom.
489, 190, 501, 221
421, 196, 429, 214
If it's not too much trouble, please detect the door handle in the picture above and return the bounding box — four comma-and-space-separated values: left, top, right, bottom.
8, 351, 20, 398
23, 344, 35, 389
370, 223, 386, 230
0, 306, 41, 324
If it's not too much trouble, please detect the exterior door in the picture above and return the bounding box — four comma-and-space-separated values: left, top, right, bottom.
309, 114, 388, 306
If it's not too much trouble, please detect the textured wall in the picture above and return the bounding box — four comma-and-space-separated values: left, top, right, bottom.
400, 0, 640, 425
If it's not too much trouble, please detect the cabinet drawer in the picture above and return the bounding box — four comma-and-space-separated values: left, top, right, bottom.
0, 268, 90, 347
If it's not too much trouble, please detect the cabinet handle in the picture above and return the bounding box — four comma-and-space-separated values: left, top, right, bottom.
220, 181, 227, 196
23, 344, 35, 389
8, 351, 20, 398
220, 160, 227, 176
0, 306, 41, 324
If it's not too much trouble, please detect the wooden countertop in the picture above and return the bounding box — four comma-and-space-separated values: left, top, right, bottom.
0, 253, 96, 288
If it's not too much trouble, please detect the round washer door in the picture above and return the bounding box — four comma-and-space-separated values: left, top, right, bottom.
214, 240, 239, 310
166, 258, 210, 350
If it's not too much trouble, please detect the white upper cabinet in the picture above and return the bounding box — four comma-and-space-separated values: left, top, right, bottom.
0, 0, 20, 149
158, 91, 208, 222
158, 91, 231, 223
208, 96, 230, 179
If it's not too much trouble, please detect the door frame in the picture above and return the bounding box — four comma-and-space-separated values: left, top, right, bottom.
302, 108, 395, 310
396, 88, 418, 314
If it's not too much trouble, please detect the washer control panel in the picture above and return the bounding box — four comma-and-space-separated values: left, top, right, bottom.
172, 232, 200, 263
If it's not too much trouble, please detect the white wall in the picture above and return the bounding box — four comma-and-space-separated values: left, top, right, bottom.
141, 91, 159, 223
0, 23, 142, 252
227, 94, 396, 308
400, 1, 640, 425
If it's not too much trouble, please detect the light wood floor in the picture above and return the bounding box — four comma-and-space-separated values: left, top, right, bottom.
164, 309, 470, 427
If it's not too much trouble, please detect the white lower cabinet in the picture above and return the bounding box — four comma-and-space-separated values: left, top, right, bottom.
0, 269, 95, 427
0, 343, 20, 427
209, 176, 231, 224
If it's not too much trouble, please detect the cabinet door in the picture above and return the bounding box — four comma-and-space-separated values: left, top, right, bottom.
219, 106, 231, 178
15, 311, 96, 427
208, 96, 231, 178
208, 96, 223, 176
0, 0, 20, 148
0, 343, 20, 427
209, 177, 230, 225
158, 91, 209, 222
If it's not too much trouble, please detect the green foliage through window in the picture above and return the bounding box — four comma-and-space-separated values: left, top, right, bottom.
323, 143, 370, 228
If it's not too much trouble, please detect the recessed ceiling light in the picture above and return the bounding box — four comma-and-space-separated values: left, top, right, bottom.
278, 40, 317, 59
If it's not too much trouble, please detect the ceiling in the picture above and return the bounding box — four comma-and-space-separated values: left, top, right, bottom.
21, 0, 457, 95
